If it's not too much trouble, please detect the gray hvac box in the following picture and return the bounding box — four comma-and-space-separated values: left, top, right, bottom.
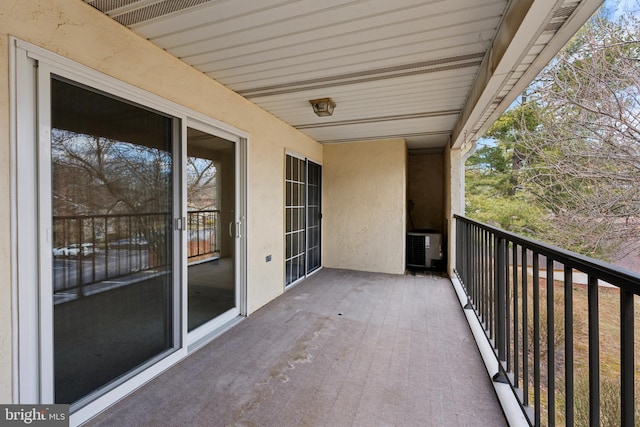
406, 231, 442, 268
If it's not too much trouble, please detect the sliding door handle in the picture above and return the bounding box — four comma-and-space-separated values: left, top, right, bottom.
229, 219, 243, 238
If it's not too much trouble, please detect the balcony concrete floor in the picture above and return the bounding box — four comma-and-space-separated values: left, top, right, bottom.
86, 268, 507, 427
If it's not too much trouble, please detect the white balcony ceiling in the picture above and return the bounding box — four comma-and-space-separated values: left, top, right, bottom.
84, 0, 602, 151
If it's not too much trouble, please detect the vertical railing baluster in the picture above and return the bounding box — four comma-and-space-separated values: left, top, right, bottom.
76, 218, 84, 297
513, 242, 519, 386
533, 252, 540, 427
197, 212, 202, 256
506, 240, 511, 372
213, 211, 220, 253
490, 233, 495, 340
470, 222, 474, 294
212, 211, 215, 255
127, 215, 133, 274
465, 227, 478, 304
547, 256, 555, 426
206, 211, 210, 255
620, 288, 634, 427
455, 218, 459, 273
467, 222, 472, 293
522, 247, 529, 408
188, 212, 193, 258
459, 220, 465, 286
496, 237, 506, 363
482, 229, 487, 326
564, 266, 574, 426
91, 216, 96, 283
468, 223, 473, 298
486, 231, 491, 333
476, 226, 480, 313
483, 228, 488, 325
62, 218, 68, 291
473, 225, 478, 304
588, 275, 600, 427
104, 216, 110, 280
473, 224, 478, 303
115, 217, 121, 277
460, 220, 465, 284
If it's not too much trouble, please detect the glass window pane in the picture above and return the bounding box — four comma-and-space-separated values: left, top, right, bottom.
292, 156, 298, 181
285, 155, 318, 286
51, 77, 175, 404
186, 127, 235, 332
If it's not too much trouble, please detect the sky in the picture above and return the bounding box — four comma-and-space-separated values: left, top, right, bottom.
606, 0, 640, 18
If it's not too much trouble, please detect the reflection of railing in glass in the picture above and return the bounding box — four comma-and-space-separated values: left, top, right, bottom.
187, 210, 219, 262
53, 210, 219, 298
53, 212, 170, 297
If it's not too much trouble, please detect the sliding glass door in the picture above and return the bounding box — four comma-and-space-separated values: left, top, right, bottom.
15, 51, 247, 412
186, 127, 237, 332
285, 154, 321, 287
285, 155, 307, 285
306, 161, 322, 274
49, 77, 178, 405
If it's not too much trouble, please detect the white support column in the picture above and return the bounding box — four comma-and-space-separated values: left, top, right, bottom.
445, 145, 466, 276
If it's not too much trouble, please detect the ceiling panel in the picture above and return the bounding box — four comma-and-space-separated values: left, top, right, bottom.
85, 0, 603, 151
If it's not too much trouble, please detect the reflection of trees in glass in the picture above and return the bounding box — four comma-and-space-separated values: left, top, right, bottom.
186, 156, 217, 211
52, 129, 172, 265
186, 156, 218, 259
52, 129, 172, 216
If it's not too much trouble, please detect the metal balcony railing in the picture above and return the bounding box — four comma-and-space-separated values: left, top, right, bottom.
186, 209, 219, 261
455, 215, 639, 427
53, 210, 219, 298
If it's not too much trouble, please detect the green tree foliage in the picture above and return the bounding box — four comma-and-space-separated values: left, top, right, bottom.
465, 139, 548, 237
466, 145, 509, 173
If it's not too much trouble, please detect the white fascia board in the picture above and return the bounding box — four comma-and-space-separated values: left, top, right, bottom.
451, 0, 604, 150
475, 0, 605, 138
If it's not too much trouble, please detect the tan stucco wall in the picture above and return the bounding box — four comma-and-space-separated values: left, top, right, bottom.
323, 139, 407, 274
407, 153, 444, 233
0, 0, 323, 402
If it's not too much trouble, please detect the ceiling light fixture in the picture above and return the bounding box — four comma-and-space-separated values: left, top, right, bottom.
309, 98, 336, 117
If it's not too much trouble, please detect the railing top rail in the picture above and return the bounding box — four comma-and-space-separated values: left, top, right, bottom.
455, 215, 640, 294
54, 210, 220, 220
186, 209, 221, 213
54, 212, 171, 220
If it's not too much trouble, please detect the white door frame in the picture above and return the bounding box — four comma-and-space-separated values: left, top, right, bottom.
183, 118, 248, 350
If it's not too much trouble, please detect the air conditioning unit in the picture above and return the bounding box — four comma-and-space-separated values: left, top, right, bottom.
406, 231, 442, 268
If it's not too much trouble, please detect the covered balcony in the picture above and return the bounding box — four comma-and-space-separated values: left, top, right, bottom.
4, 0, 631, 426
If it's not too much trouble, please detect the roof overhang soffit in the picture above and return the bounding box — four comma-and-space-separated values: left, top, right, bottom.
451, 0, 603, 151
